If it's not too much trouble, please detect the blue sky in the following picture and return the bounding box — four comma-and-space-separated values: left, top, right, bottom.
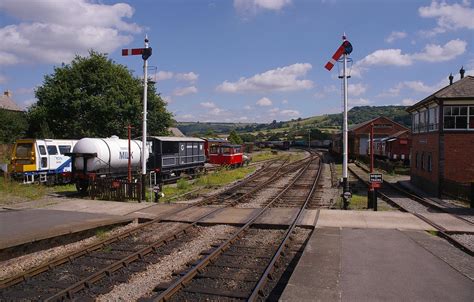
0, 0, 473, 123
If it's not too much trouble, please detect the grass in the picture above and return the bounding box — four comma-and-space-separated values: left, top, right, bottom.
251, 151, 281, 162
0, 176, 76, 205
95, 228, 109, 240
159, 165, 257, 202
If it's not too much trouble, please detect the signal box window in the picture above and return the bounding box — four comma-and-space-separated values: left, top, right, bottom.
444, 106, 470, 130
47, 146, 58, 155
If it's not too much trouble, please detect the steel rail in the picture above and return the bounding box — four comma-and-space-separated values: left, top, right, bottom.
348, 164, 473, 256
354, 161, 474, 226
35, 158, 307, 301
152, 152, 320, 301
0, 157, 286, 290
1, 154, 311, 301
248, 156, 322, 301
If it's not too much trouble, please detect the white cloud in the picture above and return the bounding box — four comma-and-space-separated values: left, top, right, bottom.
216, 63, 313, 93
282, 99, 288, 104
234, 0, 292, 15
280, 109, 299, 117
176, 72, 199, 83
354, 39, 466, 76
358, 49, 412, 67
385, 31, 407, 43
162, 95, 173, 104
380, 79, 445, 97
419, 1, 474, 35
173, 86, 198, 96
350, 98, 371, 106
267, 107, 299, 118
200, 101, 216, 108
156, 71, 174, 81
348, 83, 367, 96
256, 97, 272, 106
0, 0, 141, 65
412, 39, 467, 62
177, 114, 194, 121
401, 98, 416, 106
244, 105, 252, 110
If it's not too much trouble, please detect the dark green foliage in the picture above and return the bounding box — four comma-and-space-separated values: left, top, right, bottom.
228, 130, 243, 145
239, 133, 256, 142
324, 106, 411, 127
28, 51, 172, 139
0, 110, 28, 143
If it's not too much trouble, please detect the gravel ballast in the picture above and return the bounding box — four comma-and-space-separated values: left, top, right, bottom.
96, 225, 237, 301
0, 221, 140, 281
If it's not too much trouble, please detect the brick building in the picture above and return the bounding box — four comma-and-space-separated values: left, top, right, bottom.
407, 72, 474, 198
331, 116, 410, 158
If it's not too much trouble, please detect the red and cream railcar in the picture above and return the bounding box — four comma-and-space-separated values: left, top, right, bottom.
208, 144, 244, 167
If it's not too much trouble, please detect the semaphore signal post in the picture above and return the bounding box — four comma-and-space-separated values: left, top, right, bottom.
325, 34, 353, 209
122, 35, 153, 200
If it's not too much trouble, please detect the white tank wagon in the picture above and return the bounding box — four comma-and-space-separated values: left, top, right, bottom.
72, 136, 146, 173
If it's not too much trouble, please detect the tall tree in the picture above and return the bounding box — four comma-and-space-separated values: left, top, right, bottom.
0, 110, 28, 143
228, 130, 243, 145
28, 51, 172, 138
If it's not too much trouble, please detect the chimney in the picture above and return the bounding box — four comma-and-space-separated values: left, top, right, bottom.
449, 73, 454, 85
460, 66, 465, 79
3, 90, 12, 97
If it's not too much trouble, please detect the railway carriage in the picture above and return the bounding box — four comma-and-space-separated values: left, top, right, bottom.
9, 138, 77, 184
208, 144, 245, 167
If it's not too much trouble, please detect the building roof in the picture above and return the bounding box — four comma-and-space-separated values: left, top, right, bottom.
168, 127, 185, 137
407, 75, 474, 112
149, 136, 204, 142
0, 91, 22, 112
348, 116, 409, 132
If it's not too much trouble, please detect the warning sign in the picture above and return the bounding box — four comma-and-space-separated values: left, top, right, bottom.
369, 173, 383, 183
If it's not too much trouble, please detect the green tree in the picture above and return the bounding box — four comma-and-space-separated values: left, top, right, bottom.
28, 51, 172, 138
0, 110, 28, 143
228, 130, 243, 144
239, 133, 256, 142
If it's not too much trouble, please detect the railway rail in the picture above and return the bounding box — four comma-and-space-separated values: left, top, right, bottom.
149, 153, 322, 301
0, 151, 316, 301
348, 163, 474, 256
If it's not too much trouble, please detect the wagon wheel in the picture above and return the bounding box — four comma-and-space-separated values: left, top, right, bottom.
76, 180, 89, 194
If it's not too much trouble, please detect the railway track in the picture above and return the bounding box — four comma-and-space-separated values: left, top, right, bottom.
348, 163, 474, 256
0, 152, 315, 301
149, 154, 322, 301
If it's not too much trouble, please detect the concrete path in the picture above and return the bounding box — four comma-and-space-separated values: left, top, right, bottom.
0, 208, 132, 249
281, 227, 474, 302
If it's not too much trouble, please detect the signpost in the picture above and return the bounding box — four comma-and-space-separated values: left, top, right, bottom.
367, 123, 380, 210
122, 35, 153, 201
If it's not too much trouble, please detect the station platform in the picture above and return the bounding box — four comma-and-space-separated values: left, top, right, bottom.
281, 227, 474, 302
0, 208, 133, 250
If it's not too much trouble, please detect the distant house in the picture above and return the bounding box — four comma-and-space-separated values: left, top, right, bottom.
406, 70, 474, 199
0, 90, 22, 112
168, 127, 185, 137
331, 116, 410, 158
